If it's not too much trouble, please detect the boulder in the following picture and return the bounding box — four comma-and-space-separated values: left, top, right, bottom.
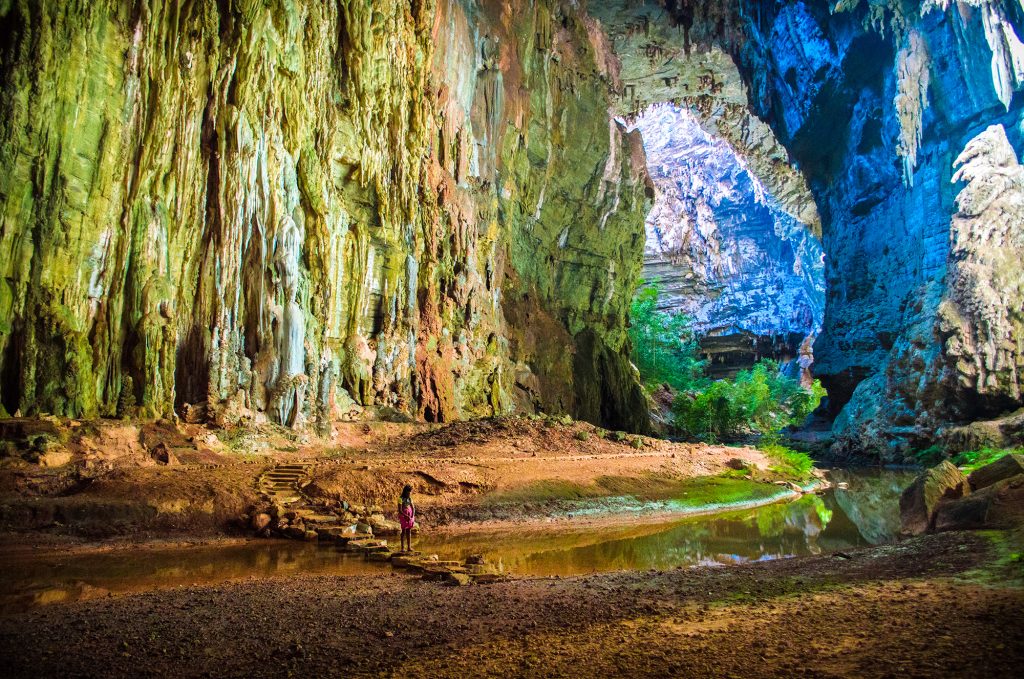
466, 563, 499, 576
391, 556, 426, 573
368, 513, 401, 535
38, 448, 73, 467
465, 554, 486, 565
899, 461, 971, 535
967, 454, 1024, 491
934, 475, 1024, 532
149, 442, 178, 465
251, 512, 272, 531
284, 526, 307, 540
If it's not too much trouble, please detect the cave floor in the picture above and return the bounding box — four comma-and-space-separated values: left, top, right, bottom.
0, 529, 1020, 678
0, 417, 787, 545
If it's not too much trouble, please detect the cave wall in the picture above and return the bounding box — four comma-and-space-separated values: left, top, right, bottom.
0, 0, 651, 432
737, 0, 1024, 459
590, 0, 1023, 459
632, 104, 824, 341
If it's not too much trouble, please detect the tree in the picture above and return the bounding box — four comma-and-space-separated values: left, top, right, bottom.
628, 282, 705, 392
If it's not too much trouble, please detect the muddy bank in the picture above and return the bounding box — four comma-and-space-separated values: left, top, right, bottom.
0, 417, 809, 544
0, 529, 1020, 678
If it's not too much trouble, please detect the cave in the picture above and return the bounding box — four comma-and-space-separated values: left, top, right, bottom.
0, 1, 1018, 456
1, 3, 1024, 674
628, 103, 824, 381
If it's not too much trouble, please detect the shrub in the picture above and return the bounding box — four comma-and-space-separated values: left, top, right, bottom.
574, 430, 590, 442
672, 360, 826, 441
628, 281, 706, 392
760, 443, 814, 479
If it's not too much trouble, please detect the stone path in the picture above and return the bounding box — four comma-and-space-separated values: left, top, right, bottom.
257, 462, 313, 505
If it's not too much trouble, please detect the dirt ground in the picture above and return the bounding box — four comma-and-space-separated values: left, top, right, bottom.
1, 417, 1022, 677
0, 417, 783, 542
0, 530, 1020, 678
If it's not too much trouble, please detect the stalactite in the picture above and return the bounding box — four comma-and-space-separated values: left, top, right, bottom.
0, 0, 651, 432
894, 30, 930, 186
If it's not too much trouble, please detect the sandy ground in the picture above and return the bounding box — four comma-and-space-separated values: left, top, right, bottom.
0, 530, 1020, 678
0, 417, 782, 543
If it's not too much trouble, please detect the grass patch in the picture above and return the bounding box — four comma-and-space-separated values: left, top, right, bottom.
482, 474, 791, 513
759, 443, 814, 480
670, 476, 787, 510
952, 447, 1023, 473
962, 529, 1024, 586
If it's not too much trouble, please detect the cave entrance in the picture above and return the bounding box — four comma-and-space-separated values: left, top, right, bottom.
626, 104, 825, 382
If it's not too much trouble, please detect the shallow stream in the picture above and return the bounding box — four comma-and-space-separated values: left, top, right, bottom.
1, 469, 913, 611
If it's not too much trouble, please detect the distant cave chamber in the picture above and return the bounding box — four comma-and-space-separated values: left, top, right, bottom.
629, 105, 824, 379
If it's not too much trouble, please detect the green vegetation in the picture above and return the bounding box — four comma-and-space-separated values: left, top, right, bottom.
672, 360, 826, 441
669, 476, 789, 511
913, 444, 946, 467
760, 443, 815, 481
909, 444, 1022, 471
484, 474, 795, 510
628, 281, 705, 392
952, 446, 1023, 473
628, 282, 826, 443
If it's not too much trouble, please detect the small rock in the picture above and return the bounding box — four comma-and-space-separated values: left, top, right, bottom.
473, 573, 505, 584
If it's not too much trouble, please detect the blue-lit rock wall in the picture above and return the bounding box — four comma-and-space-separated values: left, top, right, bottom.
633, 105, 824, 340
736, 1, 1024, 459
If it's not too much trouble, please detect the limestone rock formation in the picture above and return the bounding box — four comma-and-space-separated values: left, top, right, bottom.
588, 0, 1024, 458
899, 460, 970, 535
740, 2, 1024, 459
2, 1, 1024, 457
630, 104, 824, 374
0, 0, 651, 432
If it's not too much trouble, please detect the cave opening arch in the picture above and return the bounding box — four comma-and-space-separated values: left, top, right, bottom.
591, 0, 1024, 459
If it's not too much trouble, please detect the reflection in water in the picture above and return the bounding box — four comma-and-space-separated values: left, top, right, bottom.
0, 469, 914, 611
829, 468, 915, 544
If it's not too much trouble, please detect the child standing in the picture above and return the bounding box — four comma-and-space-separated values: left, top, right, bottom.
397, 484, 416, 552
